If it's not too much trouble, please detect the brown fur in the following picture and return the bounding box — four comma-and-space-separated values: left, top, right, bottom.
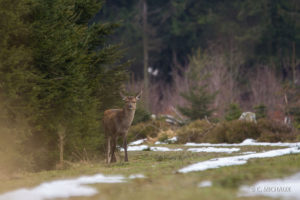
103, 91, 142, 164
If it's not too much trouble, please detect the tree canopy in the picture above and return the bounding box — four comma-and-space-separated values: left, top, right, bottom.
0, 0, 128, 170
100, 0, 300, 82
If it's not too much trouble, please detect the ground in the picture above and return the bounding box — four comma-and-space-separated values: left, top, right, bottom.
0, 144, 300, 200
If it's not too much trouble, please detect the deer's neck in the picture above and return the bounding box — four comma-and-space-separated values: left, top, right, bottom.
121, 107, 136, 128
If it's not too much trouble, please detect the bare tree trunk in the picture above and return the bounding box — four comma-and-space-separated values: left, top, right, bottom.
142, 0, 149, 110
292, 0, 297, 86
292, 41, 296, 85
58, 127, 66, 168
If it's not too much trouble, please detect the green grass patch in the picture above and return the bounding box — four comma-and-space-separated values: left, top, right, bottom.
0, 145, 299, 200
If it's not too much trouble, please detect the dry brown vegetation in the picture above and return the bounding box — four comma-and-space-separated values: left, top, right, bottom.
176, 119, 300, 144
129, 118, 300, 145
127, 119, 175, 142
176, 120, 214, 143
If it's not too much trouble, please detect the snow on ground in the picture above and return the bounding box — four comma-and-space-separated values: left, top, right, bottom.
129, 137, 178, 146
123, 145, 149, 151
239, 172, 300, 200
198, 181, 212, 188
154, 141, 167, 145
0, 173, 145, 200
124, 138, 300, 153
185, 139, 300, 147
187, 147, 240, 153
128, 174, 145, 179
168, 136, 178, 143
178, 147, 300, 173
129, 139, 147, 146
154, 136, 178, 145
150, 146, 182, 152
120, 145, 183, 152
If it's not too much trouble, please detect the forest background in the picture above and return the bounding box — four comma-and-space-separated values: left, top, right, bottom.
0, 0, 299, 173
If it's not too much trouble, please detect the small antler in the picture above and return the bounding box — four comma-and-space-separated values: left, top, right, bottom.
136, 90, 142, 100
120, 90, 126, 100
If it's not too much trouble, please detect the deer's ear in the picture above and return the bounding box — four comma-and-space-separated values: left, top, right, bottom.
136, 90, 142, 100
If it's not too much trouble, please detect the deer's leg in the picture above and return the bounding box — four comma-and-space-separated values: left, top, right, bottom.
113, 137, 118, 162
111, 137, 117, 163
107, 136, 111, 164
123, 135, 128, 162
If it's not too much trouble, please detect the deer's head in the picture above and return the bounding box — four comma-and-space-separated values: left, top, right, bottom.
120, 90, 142, 111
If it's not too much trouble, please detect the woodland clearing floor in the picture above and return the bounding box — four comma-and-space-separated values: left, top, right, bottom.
1, 142, 300, 200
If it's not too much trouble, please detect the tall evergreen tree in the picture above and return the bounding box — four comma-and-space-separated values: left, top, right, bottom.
177, 50, 216, 120
24, 0, 128, 169
0, 0, 129, 170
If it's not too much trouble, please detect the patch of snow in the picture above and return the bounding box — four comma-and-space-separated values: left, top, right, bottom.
128, 174, 145, 179
238, 139, 300, 147
178, 147, 300, 173
0, 174, 132, 200
169, 136, 177, 142
239, 172, 300, 200
155, 141, 167, 145
198, 181, 212, 188
121, 145, 182, 152
154, 137, 177, 145
185, 138, 300, 147
129, 139, 146, 146
121, 145, 149, 151
150, 147, 183, 152
187, 147, 240, 153
240, 138, 256, 145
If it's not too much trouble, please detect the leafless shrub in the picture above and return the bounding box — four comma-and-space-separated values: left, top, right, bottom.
128, 42, 243, 116
249, 66, 284, 111
171, 44, 242, 117
127, 43, 287, 119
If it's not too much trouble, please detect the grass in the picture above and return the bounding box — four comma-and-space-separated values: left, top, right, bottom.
1, 144, 300, 200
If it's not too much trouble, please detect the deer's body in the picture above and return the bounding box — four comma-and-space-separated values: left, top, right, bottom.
103, 91, 141, 164
103, 109, 135, 136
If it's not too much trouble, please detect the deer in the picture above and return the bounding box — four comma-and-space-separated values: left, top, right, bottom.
103, 90, 142, 164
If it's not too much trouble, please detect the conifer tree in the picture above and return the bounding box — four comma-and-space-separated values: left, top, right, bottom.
177, 50, 216, 120
225, 103, 242, 121
254, 104, 267, 119
178, 87, 216, 120
0, 0, 35, 171
24, 0, 128, 169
